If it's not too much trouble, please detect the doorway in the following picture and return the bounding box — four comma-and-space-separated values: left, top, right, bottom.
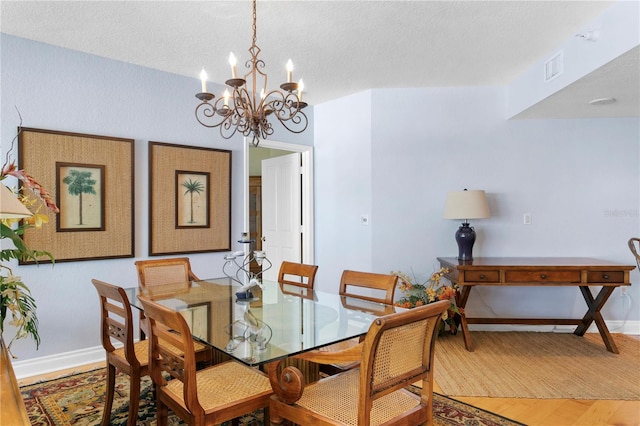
246, 140, 314, 280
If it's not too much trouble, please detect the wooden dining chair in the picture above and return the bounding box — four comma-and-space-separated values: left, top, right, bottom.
270, 300, 450, 426
138, 295, 273, 426
92, 279, 150, 426
135, 257, 199, 289
277, 261, 320, 381
320, 270, 399, 375
134, 257, 214, 365
339, 270, 399, 304
277, 261, 319, 289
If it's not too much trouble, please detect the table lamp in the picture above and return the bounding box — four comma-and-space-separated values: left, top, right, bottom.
443, 189, 489, 261
0, 184, 32, 218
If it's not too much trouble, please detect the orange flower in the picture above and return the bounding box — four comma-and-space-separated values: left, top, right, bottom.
438, 286, 456, 300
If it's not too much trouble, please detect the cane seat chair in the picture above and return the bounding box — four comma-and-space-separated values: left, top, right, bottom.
270, 300, 449, 426
135, 257, 200, 288
138, 296, 273, 426
92, 279, 150, 426
277, 261, 319, 290
134, 257, 213, 365
320, 270, 399, 375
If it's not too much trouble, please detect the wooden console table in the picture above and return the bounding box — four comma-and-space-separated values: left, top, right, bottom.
437, 257, 635, 354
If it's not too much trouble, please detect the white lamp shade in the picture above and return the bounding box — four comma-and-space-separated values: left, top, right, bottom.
443, 190, 490, 220
0, 184, 32, 219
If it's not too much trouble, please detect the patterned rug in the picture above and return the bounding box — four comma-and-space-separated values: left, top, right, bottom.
21, 368, 525, 426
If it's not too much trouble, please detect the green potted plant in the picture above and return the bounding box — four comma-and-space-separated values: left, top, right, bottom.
1, 126, 59, 357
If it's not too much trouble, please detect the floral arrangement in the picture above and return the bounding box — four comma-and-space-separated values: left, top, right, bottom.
1, 120, 59, 356
391, 267, 462, 335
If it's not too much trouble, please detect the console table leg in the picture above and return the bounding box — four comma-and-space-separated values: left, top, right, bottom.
575, 286, 619, 354
456, 286, 474, 352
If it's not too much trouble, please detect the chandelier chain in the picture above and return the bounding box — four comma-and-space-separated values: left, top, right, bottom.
252, 0, 257, 46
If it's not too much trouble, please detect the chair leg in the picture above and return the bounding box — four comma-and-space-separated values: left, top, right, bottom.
156, 396, 169, 426
263, 406, 270, 426
101, 363, 116, 426
126, 373, 141, 426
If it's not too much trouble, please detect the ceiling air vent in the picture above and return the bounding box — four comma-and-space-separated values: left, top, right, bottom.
544, 51, 563, 82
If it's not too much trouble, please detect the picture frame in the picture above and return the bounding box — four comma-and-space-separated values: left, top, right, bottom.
176, 170, 210, 229
56, 162, 105, 232
18, 128, 135, 263
149, 142, 231, 255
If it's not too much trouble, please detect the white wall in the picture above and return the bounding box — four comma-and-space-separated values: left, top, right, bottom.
0, 34, 313, 362
314, 90, 374, 283
314, 85, 639, 328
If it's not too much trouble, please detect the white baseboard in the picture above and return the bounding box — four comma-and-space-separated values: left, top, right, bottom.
13, 321, 640, 380
13, 345, 105, 380
468, 320, 640, 335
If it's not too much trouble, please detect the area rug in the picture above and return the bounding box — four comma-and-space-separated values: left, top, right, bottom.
21, 367, 524, 426
434, 331, 640, 400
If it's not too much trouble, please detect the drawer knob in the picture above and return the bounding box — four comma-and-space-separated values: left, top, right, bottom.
479, 274, 486, 279
603, 274, 610, 280
540, 274, 547, 279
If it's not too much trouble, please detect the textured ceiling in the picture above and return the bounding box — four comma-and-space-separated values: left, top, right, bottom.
1, 0, 637, 118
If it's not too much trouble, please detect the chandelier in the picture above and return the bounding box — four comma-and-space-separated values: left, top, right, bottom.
195, 0, 308, 147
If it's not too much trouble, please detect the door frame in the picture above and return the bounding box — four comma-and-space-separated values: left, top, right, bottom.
244, 139, 314, 265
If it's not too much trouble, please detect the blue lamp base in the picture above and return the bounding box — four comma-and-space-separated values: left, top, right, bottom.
455, 222, 476, 261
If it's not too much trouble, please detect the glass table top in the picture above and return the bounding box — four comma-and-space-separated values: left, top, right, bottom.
125, 277, 402, 366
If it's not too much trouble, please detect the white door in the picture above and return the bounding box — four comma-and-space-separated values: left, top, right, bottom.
261, 153, 302, 280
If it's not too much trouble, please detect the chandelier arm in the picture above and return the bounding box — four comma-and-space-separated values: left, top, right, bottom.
264, 92, 309, 134
196, 97, 235, 128
195, 102, 219, 128
276, 110, 309, 134
265, 90, 303, 113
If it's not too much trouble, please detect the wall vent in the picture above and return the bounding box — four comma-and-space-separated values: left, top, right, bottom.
544, 51, 563, 82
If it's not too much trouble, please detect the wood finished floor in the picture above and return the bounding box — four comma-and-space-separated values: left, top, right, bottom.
19, 349, 640, 426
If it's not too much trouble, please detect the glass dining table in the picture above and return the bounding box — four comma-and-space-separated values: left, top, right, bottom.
126, 277, 402, 402
125, 277, 401, 367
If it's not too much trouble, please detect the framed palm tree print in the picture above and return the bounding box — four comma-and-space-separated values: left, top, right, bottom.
149, 142, 231, 256
18, 128, 134, 263
176, 170, 210, 228
56, 162, 105, 231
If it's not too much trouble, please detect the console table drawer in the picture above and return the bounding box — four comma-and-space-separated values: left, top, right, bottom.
464, 270, 500, 282
505, 270, 581, 283
587, 271, 625, 283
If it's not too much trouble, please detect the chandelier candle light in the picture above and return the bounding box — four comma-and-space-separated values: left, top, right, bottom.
195, 0, 308, 147
443, 189, 490, 261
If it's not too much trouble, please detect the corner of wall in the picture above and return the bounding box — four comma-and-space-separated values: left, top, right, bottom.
507, 1, 640, 118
